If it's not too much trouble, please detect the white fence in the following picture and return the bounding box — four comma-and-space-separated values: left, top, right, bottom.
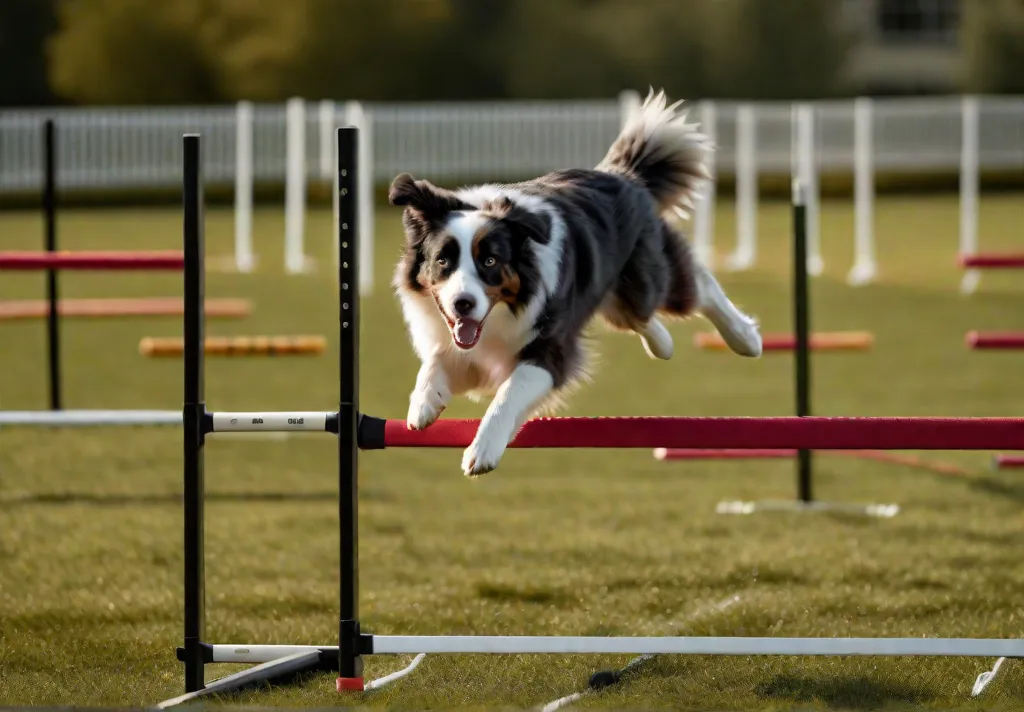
1, 93, 1022, 291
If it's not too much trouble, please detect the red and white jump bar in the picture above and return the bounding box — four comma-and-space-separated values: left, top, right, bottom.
958, 253, 1024, 269
0, 250, 184, 271
966, 331, 1024, 350
379, 416, 1024, 451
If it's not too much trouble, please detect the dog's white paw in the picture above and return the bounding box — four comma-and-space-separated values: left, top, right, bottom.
639, 318, 674, 360
407, 385, 449, 431
461, 431, 508, 477
721, 317, 762, 358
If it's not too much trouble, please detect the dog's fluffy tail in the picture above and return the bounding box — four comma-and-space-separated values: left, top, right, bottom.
596, 89, 711, 219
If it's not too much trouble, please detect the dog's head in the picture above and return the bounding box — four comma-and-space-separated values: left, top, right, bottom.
389, 173, 549, 350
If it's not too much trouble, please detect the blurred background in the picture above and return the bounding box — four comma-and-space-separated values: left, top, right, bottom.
4, 0, 1024, 107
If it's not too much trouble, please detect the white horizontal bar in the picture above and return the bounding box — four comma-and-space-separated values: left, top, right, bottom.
0, 409, 181, 427
211, 411, 330, 432
211, 644, 330, 663
374, 636, 1024, 657
211, 637, 1024, 663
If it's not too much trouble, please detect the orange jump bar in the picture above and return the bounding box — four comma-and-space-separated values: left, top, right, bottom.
0, 297, 251, 321
695, 331, 874, 353
139, 335, 326, 357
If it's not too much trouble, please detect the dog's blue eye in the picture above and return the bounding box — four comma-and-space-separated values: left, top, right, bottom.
484, 257, 496, 267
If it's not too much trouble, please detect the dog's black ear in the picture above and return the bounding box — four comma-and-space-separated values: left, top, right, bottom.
388, 173, 468, 221
490, 197, 551, 245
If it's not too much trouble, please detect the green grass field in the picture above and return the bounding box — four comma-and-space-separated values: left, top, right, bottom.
1, 194, 1023, 710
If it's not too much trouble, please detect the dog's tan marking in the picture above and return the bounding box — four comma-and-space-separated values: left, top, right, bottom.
471, 224, 520, 306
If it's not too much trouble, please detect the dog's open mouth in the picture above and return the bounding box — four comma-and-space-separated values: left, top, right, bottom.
433, 294, 487, 350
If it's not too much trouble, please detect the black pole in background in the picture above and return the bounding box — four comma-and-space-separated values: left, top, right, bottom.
182, 134, 207, 693
336, 126, 363, 687
792, 179, 813, 503
43, 119, 62, 411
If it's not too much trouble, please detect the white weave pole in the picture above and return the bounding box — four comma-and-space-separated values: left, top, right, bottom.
793, 103, 824, 276
959, 95, 981, 295
233, 101, 257, 273
318, 100, 335, 183
727, 103, 758, 271
692, 100, 717, 268
618, 88, 642, 127
284, 97, 314, 274
848, 97, 877, 286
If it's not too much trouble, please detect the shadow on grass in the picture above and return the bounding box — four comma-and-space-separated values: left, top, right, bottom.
966, 476, 1024, 506
754, 673, 934, 708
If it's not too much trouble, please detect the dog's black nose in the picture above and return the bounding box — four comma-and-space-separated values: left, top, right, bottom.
453, 295, 476, 317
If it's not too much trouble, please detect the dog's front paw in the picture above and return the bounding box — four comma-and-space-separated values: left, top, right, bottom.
461, 432, 508, 477
407, 385, 449, 430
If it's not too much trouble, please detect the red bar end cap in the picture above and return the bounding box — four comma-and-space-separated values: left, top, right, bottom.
337, 676, 365, 692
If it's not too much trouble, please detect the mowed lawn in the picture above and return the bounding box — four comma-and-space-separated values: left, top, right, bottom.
1, 193, 1023, 710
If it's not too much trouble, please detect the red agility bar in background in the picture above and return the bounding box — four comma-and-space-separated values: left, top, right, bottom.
994, 454, 1024, 469
381, 416, 1024, 451
958, 253, 1024, 269
0, 250, 184, 271
966, 331, 1024, 350
654, 448, 797, 460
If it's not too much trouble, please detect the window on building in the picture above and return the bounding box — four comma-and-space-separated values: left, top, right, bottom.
877, 0, 960, 43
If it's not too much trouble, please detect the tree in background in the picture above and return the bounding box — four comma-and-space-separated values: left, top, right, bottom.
962, 0, 1024, 94
706, 0, 856, 99
49, 0, 222, 104
0, 0, 58, 107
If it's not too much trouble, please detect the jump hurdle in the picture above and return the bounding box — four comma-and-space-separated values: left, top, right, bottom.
667, 182, 882, 515
993, 454, 1024, 469
966, 331, 1024, 350
695, 330, 874, 352
160, 129, 1024, 706
139, 335, 326, 357
0, 297, 251, 321
958, 253, 1024, 269
0, 250, 186, 270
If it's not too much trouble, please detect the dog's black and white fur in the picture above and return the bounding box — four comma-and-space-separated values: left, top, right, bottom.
390, 90, 762, 476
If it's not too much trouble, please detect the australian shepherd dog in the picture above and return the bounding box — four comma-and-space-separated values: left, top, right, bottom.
389, 89, 762, 476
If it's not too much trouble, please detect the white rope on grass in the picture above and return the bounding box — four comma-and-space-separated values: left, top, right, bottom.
364, 653, 427, 692
537, 594, 742, 712
972, 656, 1009, 697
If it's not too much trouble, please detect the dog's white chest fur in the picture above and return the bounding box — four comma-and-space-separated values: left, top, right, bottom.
399, 291, 532, 399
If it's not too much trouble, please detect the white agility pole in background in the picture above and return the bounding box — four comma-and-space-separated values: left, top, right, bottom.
284, 97, 314, 274
727, 103, 758, 271
232, 101, 256, 273
848, 97, 877, 286
959, 95, 981, 295
693, 100, 716, 268
618, 89, 642, 127
793, 103, 824, 276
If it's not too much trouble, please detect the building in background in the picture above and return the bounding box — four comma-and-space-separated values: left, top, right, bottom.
843, 0, 962, 94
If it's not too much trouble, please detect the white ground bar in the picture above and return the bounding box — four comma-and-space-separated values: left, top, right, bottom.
211, 411, 331, 432
0, 409, 181, 427
211, 637, 1024, 663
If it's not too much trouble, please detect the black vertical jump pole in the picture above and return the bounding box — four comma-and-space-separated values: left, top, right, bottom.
43, 119, 62, 411
181, 133, 207, 693
792, 179, 813, 504
336, 126, 363, 690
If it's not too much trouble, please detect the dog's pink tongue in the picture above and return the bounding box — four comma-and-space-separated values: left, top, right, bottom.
453, 319, 481, 349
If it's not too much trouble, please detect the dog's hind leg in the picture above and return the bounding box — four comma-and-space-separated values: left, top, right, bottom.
600, 294, 675, 361
658, 221, 761, 358
599, 227, 676, 360
694, 264, 762, 357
